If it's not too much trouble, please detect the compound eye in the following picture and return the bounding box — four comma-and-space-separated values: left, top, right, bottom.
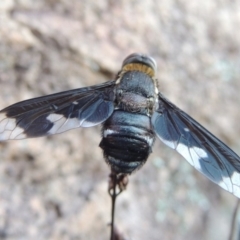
122, 53, 157, 73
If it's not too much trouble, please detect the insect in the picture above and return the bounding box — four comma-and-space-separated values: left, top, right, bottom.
0, 53, 240, 198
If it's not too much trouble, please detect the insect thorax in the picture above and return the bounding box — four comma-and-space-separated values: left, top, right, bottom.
115, 70, 158, 115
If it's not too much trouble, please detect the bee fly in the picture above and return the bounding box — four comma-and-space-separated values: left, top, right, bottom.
0, 53, 240, 197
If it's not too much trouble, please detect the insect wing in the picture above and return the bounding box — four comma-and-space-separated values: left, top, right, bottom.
152, 93, 240, 198
0, 80, 116, 140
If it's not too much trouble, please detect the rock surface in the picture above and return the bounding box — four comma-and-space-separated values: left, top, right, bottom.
0, 1, 240, 239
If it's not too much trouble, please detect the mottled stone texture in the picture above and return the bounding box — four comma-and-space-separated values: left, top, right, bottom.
0, 1, 240, 239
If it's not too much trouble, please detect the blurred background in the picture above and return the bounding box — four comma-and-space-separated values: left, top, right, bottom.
0, 1, 240, 239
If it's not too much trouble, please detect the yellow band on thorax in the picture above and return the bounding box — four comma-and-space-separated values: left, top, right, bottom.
122, 63, 155, 77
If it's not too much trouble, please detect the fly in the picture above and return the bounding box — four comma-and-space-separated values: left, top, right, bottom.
0, 53, 240, 198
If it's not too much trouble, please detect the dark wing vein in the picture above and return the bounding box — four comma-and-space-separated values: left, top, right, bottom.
152, 92, 240, 198
0, 80, 116, 139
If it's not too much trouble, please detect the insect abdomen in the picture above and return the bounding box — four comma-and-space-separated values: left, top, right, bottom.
100, 110, 155, 174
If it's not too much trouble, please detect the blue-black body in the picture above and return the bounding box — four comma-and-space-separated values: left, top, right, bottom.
100, 70, 157, 173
